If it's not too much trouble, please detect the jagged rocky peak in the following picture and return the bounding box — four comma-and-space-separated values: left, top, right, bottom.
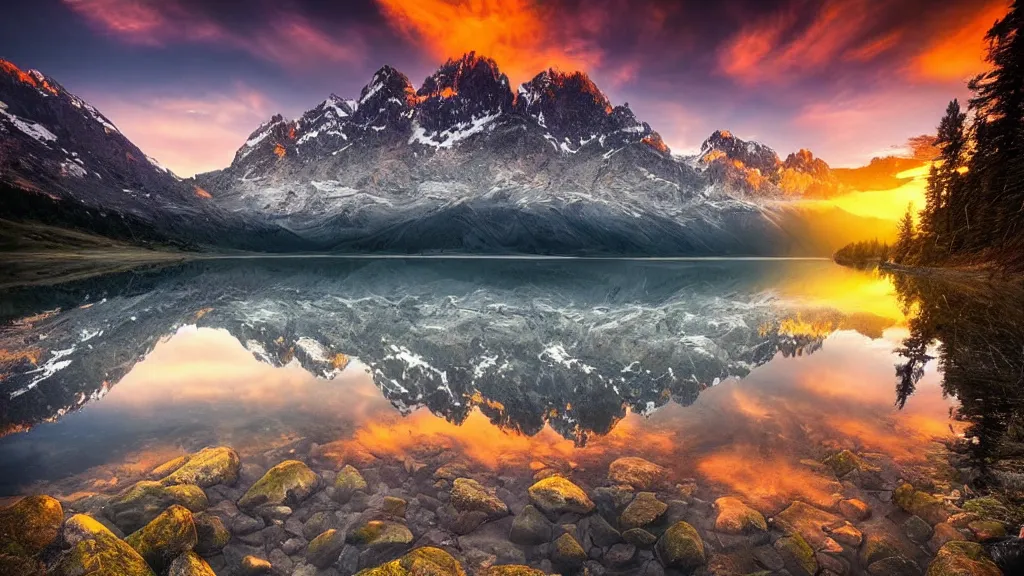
410, 52, 515, 147
350, 65, 417, 132
699, 129, 779, 173
516, 68, 665, 154
234, 113, 297, 164
783, 148, 831, 177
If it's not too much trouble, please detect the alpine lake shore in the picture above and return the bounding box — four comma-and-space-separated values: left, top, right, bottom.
0, 432, 1012, 576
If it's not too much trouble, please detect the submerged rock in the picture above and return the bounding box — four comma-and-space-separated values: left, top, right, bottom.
159, 446, 241, 487
774, 534, 817, 576
926, 541, 1001, 576
480, 566, 549, 576
451, 478, 509, 518
969, 520, 1007, 542
239, 555, 272, 575
860, 532, 903, 566
347, 520, 414, 546
774, 501, 844, 551
238, 460, 320, 511
383, 496, 408, 518
620, 492, 668, 530
54, 514, 155, 576
551, 533, 586, 569
839, 498, 871, 521
527, 476, 594, 516
125, 504, 198, 572
169, 551, 217, 576
0, 495, 63, 557
608, 457, 666, 490
713, 496, 767, 535
867, 555, 920, 576
307, 528, 346, 568
334, 465, 368, 504
105, 481, 208, 534
656, 521, 705, 570
194, 513, 230, 554
0, 554, 42, 576
929, 522, 967, 553
509, 505, 552, 545
831, 523, 863, 548
623, 528, 658, 547
823, 450, 873, 477
905, 515, 934, 543
357, 546, 465, 576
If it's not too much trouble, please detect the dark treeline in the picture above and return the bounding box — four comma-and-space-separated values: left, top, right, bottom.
832, 239, 891, 267
893, 2, 1024, 271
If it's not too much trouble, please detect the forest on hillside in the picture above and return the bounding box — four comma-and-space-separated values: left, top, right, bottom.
839, 1, 1024, 272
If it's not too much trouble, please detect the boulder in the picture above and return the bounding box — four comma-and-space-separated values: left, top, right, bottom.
551, 533, 586, 569
656, 521, 705, 571
307, 528, 346, 568
961, 497, 1012, 522
357, 546, 465, 576
125, 505, 197, 572
623, 528, 658, 547
53, 514, 155, 576
925, 541, 1001, 576
608, 457, 666, 490
527, 476, 594, 516
606, 542, 637, 566
929, 522, 967, 553
451, 478, 509, 518
620, 492, 668, 530
839, 498, 871, 521
860, 532, 903, 566
159, 446, 241, 487
168, 551, 217, 576
894, 483, 949, 525
239, 555, 272, 575
905, 515, 934, 543
237, 460, 319, 511
334, 465, 368, 504
383, 496, 408, 518
105, 481, 208, 534
967, 520, 1006, 542
867, 555, 920, 576
823, 450, 873, 477
347, 520, 414, 547
0, 495, 63, 557
509, 505, 552, 545
774, 534, 817, 576
194, 513, 231, 554
830, 523, 863, 548
713, 497, 767, 535
774, 502, 844, 551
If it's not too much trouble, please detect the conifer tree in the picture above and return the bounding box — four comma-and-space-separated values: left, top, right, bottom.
894, 204, 917, 264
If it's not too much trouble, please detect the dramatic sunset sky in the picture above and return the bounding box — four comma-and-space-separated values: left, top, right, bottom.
0, 0, 1007, 176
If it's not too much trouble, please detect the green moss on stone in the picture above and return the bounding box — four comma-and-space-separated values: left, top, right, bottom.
54, 514, 155, 576
125, 505, 197, 572
925, 541, 1001, 576
774, 534, 817, 576
347, 520, 414, 546
168, 551, 216, 576
620, 492, 668, 530
160, 447, 241, 488
450, 478, 508, 518
527, 476, 594, 515
0, 495, 63, 557
238, 460, 319, 511
657, 521, 706, 571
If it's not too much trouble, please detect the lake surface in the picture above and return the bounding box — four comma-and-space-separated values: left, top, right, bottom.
1, 257, 1021, 575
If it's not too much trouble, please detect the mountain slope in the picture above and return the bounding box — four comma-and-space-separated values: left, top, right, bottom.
0, 58, 311, 251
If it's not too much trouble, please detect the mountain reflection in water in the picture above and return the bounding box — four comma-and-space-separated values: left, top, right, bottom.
0, 258, 965, 500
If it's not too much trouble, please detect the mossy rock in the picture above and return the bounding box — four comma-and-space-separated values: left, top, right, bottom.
240, 555, 272, 574
307, 528, 347, 568
623, 527, 658, 547
347, 520, 414, 547
527, 476, 594, 516
774, 533, 817, 576
620, 492, 668, 530
714, 496, 767, 535
194, 513, 230, 554
334, 464, 368, 503
105, 480, 208, 534
509, 505, 552, 545
657, 521, 705, 571
54, 514, 155, 576
451, 478, 509, 518
608, 457, 666, 490
823, 450, 874, 477
967, 520, 1006, 542
383, 496, 408, 517
159, 446, 241, 487
925, 541, 1001, 576
0, 494, 63, 557
894, 483, 948, 525
860, 532, 902, 566
125, 504, 197, 572
551, 533, 586, 568
480, 566, 549, 576
169, 551, 217, 576
356, 546, 465, 575
962, 497, 1012, 522
238, 460, 319, 511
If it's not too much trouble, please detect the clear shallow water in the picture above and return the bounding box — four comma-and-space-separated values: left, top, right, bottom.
0, 258, 1021, 574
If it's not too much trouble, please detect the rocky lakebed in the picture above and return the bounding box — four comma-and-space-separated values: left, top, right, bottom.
0, 438, 1014, 576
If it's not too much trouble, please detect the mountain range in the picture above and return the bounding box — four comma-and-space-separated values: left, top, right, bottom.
0, 52, 916, 256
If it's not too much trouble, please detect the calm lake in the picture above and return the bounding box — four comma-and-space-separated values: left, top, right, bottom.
1, 257, 1021, 575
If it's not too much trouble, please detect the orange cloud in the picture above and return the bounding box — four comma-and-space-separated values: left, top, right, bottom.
62, 0, 364, 69
88, 86, 276, 176
844, 30, 903, 63
373, 0, 603, 85
912, 0, 1009, 82
719, 0, 871, 85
